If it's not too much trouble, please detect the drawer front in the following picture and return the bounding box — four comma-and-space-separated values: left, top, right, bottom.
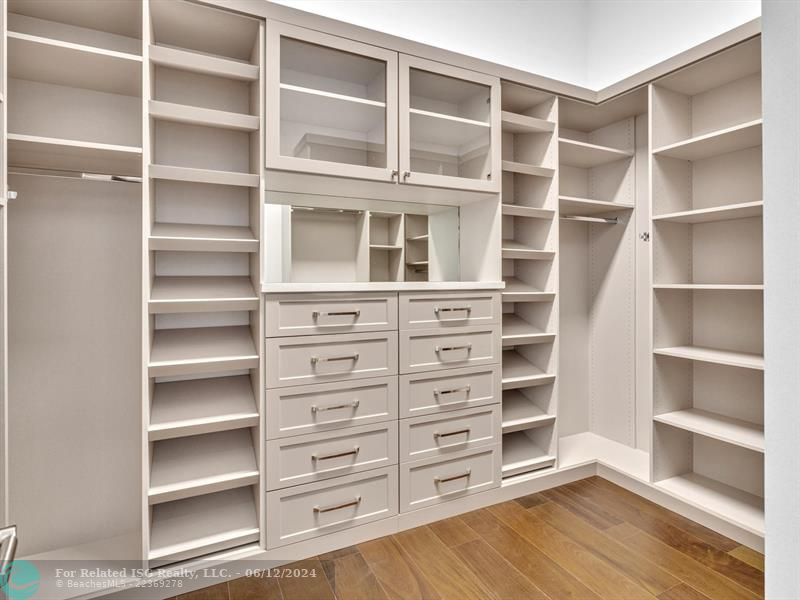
399, 326, 500, 374
400, 365, 501, 418
266, 293, 398, 337
266, 466, 398, 549
266, 422, 398, 490
400, 445, 500, 512
400, 405, 500, 462
399, 292, 500, 329
266, 377, 397, 439
266, 331, 398, 388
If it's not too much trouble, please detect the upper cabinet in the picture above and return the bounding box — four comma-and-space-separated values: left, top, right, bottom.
399, 55, 500, 193
266, 21, 398, 182
266, 22, 500, 193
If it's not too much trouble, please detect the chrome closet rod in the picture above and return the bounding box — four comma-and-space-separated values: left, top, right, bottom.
7, 166, 142, 184
560, 215, 620, 225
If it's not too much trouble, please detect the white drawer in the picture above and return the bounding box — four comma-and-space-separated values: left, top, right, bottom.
266, 422, 398, 490
266, 377, 397, 439
400, 365, 501, 418
266, 466, 398, 549
266, 293, 397, 337
266, 331, 398, 388
400, 445, 500, 512
399, 326, 500, 374
399, 292, 500, 329
400, 405, 500, 462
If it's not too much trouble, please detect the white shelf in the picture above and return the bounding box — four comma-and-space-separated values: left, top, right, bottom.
150, 276, 258, 314
502, 314, 555, 346
149, 100, 259, 132
410, 108, 490, 146
502, 204, 555, 219
653, 119, 763, 161
149, 164, 259, 188
406, 234, 429, 242
149, 223, 258, 252
149, 429, 259, 504
502, 350, 556, 390
502, 160, 555, 178
370, 244, 403, 250
149, 487, 260, 565
653, 284, 763, 291
559, 432, 650, 481
502, 278, 556, 303
282, 83, 385, 134
558, 138, 633, 168
654, 345, 763, 370
149, 326, 259, 377
149, 376, 259, 441
501, 111, 555, 134
559, 195, 634, 216
655, 409, 764, 453
501, 431, 555, 478
8, 31, 142, 96
656, 473, 763, 535
653, 201, 763, 224
149, 44, 258, 81
501, 240, 555, 261
7, 133, 142, 176
502, 390, 556, 433
406, 260, 429, 267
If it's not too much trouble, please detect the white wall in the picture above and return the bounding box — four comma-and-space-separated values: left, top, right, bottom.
270, 0, 589, 85
762, 0, 800, 596
585, 0, 761, 88
271, 0, 760, 90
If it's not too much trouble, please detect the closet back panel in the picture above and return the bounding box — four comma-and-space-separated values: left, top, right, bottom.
8, 79, 141, 147
7, 175, 140, 556
154, 181, 250, 227
154, 66, 252, 115
154, 121, 251, 173
558, 221, 589, 436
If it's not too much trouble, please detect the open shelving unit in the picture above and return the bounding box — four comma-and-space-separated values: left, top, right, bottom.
498, 82, 559, 481
650, 37, 764, 535
144, 0, 264, 567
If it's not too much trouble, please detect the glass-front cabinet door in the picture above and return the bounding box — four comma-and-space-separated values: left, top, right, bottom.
266, 21, 398, 182
399, 55, 501, 193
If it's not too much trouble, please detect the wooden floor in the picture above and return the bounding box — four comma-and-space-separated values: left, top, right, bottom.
173, 476, 764, 600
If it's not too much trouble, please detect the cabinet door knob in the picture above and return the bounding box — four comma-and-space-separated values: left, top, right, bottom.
403, 171, 411, 181
391, 169, 399, 181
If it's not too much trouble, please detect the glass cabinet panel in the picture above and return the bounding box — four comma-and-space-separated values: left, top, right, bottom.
266, 21, 398, 182
400, 55, 500, 192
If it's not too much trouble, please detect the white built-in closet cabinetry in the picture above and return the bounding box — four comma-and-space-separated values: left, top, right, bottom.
0, 0, 765, 593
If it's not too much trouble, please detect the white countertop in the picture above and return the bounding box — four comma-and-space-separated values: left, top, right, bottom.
262, 281, 506, 293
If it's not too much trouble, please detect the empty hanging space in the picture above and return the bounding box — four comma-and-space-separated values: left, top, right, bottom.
5, 0, 142, 175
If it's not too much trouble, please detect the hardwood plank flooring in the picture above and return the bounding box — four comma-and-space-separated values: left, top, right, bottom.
172, 477, 764, 600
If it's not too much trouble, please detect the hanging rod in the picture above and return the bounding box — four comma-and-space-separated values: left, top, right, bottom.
560, 215, 620, 225
291, 206, 363, 215
7, 166, 142, 184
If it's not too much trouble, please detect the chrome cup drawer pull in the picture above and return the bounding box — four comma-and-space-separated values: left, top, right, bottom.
435, 344, 472, 353
312, 309, 361, 319
314, 495, 362, 513
434, 385, 471, 398
434, 469, 472, 484
311, 399, 360, 414
312, 446, 360, 461
311, 353, 360, 365
434, 428, 471, 439
434, 306, 472, 320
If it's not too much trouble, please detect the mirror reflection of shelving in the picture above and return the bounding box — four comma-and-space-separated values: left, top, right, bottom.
263, 195, 459, 285
407, 67, 492, 180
